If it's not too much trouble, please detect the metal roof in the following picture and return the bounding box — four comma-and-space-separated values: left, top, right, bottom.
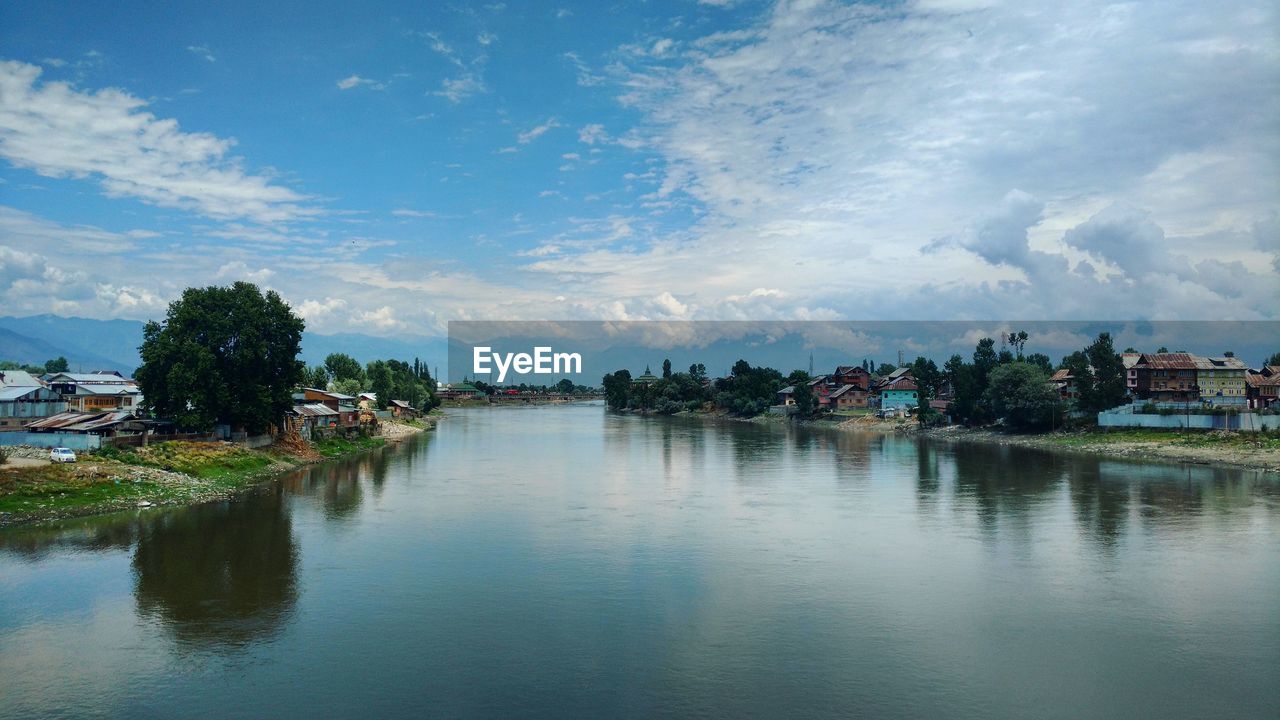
47, 372, 135, 383
829, 384, 864, 398
26, 410, 136, 432
0, 386, 51, 401
74, 383, 142, 396
291, 403, 339, 417
1193, 356, 1248, 371
1136, 353, 1198, 370
0, 370, 43, 388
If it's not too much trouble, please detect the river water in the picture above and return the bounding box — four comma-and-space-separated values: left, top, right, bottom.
1, 404, 1277, 719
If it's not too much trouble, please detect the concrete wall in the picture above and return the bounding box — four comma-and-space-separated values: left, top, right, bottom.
0, 432, 102, 450
1098, 408, 1280, 430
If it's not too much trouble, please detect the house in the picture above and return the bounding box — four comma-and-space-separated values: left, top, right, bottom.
807, 376, 835, 407
1132, 353, 1200, 403
438, 381, 482, 400
44, 371, 142, 412
24, 410, 141, 437
299, 388, 362, 427
1050, 368, 1080, 401
831, 365, 871, 390
388, 399, 419, 418
0, 370, 67, 432
358, 392, 378, 409
828, 384, 868, 409
775, 386, 795, 406
1194, 356, 1248, 407
1245, 366, 1280, 410
288, 403, 340, 439
879, 375, 918, 410
1122, 353, 1141, 396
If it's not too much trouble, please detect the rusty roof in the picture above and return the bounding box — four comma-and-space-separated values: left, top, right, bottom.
291, 403, 339, 417
25, 410, 135, 432
1136, 353, 1198, 370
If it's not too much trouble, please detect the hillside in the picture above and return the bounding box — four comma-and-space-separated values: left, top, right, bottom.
0, 314, 446, 375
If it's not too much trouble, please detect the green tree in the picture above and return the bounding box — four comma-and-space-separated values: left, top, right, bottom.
329, 377, 362, 397
1082, 332, 1126, 413
662, 358, 672, 379
44, 356, 69, 373
875, 362, 897, 376
792, 381, 816, 418
136, 282, 305, 433
984, 362, 1057, 430
910, 357, 941, 420
1025, 353, 1053, 374
602, 370, 632, 410
304, 365, 329, 389
324, 353, 364, 384
689, 363, 707, 384
1267, 352, 1280, 366
366, 360, 393, 410
1061, 350, 1094, 410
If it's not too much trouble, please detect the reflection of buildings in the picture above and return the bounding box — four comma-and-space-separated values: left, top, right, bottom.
132, 486, 298, 647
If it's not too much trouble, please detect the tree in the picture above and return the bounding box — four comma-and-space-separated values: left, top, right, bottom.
305, 365, 329, 389
1156, 346, 1169, 354
911, 357, 941, 420
602, 370, 631, 410
1082, 332, 1126, 413
945, 354, 981, 425
555, 378, 575, 394
324, 353, 364, 384
1008, 330, 1029, 359
329, 378, 362, 397
1025, 353, 1054, 374
1267, 352, 1280, 367
366, 360, 393, 410
136, 282, 305, 433
792, 381, 816, 418
1061, 350, 1094, 410
44, 356, 69, 373
984, 362, 1057, 430
689, 363, 707, 384
662, 358, 672, 379
786, 369, 811, 386
875, 362, 897, 376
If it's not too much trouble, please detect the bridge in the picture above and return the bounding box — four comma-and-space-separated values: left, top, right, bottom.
485, 393, 604, 404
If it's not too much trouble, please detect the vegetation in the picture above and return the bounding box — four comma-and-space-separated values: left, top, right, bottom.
318, 352, 439, 412
983, 362, 1058, 429
0, 356, 70, 374
136, 282, 306, 433
313, 435, 386, 458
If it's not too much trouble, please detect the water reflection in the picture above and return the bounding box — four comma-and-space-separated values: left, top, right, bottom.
132, 484, 298, 648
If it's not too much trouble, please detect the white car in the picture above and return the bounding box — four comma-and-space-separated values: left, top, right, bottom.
49, 447, 77, 463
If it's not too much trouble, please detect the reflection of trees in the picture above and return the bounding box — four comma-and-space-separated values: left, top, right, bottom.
282, 460, 365, 520
0, 514, 140, 560
132, 485, 297, 648
950, 443, 1067, 536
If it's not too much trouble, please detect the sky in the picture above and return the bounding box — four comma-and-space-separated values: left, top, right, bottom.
0, 0, 1277, 338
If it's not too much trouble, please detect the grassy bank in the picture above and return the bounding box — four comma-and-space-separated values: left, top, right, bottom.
0, 428, 414, 527
923, 426, 1280, 472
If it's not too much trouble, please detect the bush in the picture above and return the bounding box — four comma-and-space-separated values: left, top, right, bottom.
0, 446, 9, 465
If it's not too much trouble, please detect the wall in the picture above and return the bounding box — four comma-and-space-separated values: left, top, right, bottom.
0, 432, 102, 450
1097, 408, 1280, 431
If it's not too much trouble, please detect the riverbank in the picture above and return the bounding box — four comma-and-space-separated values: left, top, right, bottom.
0, 416, 439, 527
919, 425, 1280, 472
616, 406, 1280, 472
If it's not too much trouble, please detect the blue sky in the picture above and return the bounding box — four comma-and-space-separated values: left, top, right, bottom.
0, 0, 1276, 336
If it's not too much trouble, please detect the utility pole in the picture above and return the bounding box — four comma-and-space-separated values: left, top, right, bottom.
809, 352, 814, 377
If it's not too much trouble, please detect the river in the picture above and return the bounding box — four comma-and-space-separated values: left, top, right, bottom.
1, 404, 1277, 719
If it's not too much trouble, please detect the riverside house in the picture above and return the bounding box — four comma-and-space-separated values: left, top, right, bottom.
1246, 366, 1279, 410
878, 374, 919, 411
1132, 353, 1200, 403
44, 371, 142, 413
0, 370, 67, 432
1193, 356, 1248, 407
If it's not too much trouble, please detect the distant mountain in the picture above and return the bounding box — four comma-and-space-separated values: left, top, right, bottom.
0, 315, 447, 377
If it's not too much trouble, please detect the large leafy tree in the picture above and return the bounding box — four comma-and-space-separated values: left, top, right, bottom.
1083, 332, 1126, 412
136, 282, 305, 433
324, 353, 364, 384
984, 362, 1058, 430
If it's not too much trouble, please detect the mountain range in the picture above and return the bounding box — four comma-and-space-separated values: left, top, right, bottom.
0, 314, 447, 377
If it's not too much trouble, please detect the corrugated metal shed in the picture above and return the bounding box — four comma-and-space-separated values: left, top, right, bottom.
291, 403, 339, 417
25, 410, 136, 433
1138, 353, 1197, 369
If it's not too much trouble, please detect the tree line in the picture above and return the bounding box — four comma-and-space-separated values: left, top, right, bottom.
0, 356, 70, 374
599, 330, 1144, 430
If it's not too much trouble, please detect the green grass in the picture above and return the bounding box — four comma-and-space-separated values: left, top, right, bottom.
1044, 428, 1280, 450
93, 441, 284, 479
313, 435, 386, 458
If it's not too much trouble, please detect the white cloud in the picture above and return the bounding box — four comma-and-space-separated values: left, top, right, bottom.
337, 74, 385, 91
298, 297, 348, 319
433, 73, 485, 103
577, 123, 609, 145
0, 61, 316, 223
186, 45, 216, 62
216, 260, 275, 283
517, 117, 562, 144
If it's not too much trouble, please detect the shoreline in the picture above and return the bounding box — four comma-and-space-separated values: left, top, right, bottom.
615, 407, 1280, 473
0, 415, 440, 529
